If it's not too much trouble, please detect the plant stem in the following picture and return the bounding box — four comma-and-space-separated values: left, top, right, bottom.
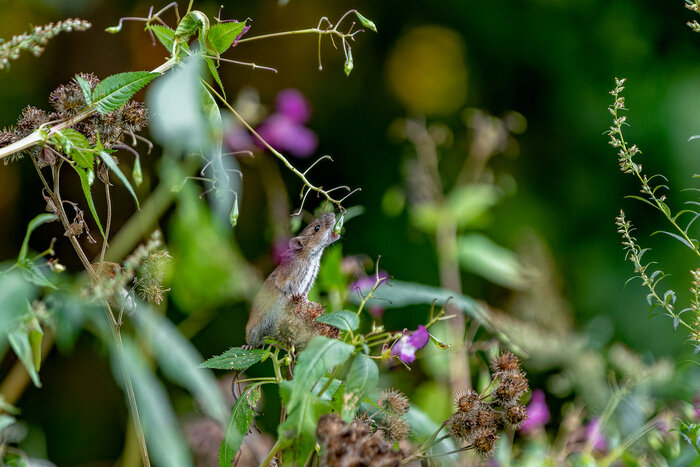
98, 183, 112, 274
259, 439, 282, 467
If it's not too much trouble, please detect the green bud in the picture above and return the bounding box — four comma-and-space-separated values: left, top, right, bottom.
354, 11, 377, 32
132, 158, 143, 186
230, 197, 239, 228
87, 168, 95, 186
344, 48, 354, 77
105, 25, 122, 34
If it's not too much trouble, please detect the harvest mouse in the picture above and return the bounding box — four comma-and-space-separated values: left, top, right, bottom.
245, 212, 340, 347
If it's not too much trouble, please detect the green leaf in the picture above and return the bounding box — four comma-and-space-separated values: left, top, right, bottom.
147, 25, 175, 52
218, 383, 261, 467
278, 382, 330, 465
73, 165, 107, 241
93, 71, 158, 114
98, 151, 140, 209
75, 75, 93, 105
457, 233, 525, 288
341, 354, 378, 421
204, 56, 226, 100
354, 11, 377, 32
18, 213, 56, 262
0, 414, 16, 434
117, 338, 193, 467
0, 271, 36, 347
287, 336, 354, 412
652, 230, 697, 251
18, 260, 56, 289
175, 10, 210, 41
51, 128, 93, 169
9, 324, 41, 387
133, 304, 229, 425
207, 21, 247, 54
199, 347, 265, 371
405, 404, 458, 460
27, 317, 43, 371
316, 310, 359, 331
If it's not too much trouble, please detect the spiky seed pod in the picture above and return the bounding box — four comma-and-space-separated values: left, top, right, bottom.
491, 351, 521, 374
474, 404, 498, 429
316, 413, 345, 445
16, 106, 49, 136
0, 127, 18, 148
447, 411, 472, 441
93, 111, 123, 144
456, 388, 480, 413
49, 72, 99, 117
382, 415, 410, 442
471, 427, 498, 457
503, 403, 527, 428
495, 369, 529, 404
120, 100, 148, 133
377, 389, 410, 416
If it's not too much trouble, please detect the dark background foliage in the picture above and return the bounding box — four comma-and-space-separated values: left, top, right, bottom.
1, 0, 699, 464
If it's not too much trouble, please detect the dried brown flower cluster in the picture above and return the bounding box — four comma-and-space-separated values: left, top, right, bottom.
0, 73, 148, 163
276, 295, 340, 348
447, 352, 529, 457
316, 413, 407, 467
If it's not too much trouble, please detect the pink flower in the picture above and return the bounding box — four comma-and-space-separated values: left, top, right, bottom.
271, 236, 292, 265
520, 389, 550, 434
256, 114, 318, 157
391, 325, 429, 364
694, 396, 700, 420
224, 124, 254, 152
350, 271, 390, 294
586, 418, 607, 451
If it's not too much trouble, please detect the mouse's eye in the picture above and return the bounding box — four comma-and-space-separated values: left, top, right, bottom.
314, 225, 320, 232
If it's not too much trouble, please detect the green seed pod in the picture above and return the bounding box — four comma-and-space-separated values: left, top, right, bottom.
344, 48, 354, 77
334, 213, 344, 235
87, 168, 95, 186
230, 197, 239, 228
354, 11, 377, 32
132, 158, 143, 186
105, 25, 122, 34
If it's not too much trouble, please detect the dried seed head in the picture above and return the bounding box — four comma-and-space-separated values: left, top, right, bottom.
0, 127, 18, 148
495, 369, 529, 404
36, 146, 56, 168
471, 427, 498, 457
491, 351, 521, 374
317, 413, 345, 445
456, 388, 480, 413
378, 389, 410, 416
382, 415, 410, 442
474, 404, 498, 430
120, 100, 148, 133
447, 411, 472, 441
504, 403, 527, 428
16, 106, 49, 136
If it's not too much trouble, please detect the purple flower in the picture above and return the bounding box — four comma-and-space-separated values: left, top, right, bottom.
520, 389, 550, 434
234, 23, 250, 46
271, 236, 292, 265
391, 325, 429, 364
586, 418, 607, 451
694, 396, 700, 420
255, 114, 318, 158
369, 305, 384, 319
224, 124, 254, 152
276, 89, 312, 124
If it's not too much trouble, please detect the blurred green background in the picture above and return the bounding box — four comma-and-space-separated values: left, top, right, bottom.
2, 0, 700, 465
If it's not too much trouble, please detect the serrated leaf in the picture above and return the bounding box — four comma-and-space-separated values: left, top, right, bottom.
316, 310, 359, 331
278, 382, 329, 465
51, 128, 93, 169
73, 166, 106, 241
18, 213, 56, 263
18, 260, 56, 289
75, 75, 93, 105
9, 325, 41, 387
200, 347, 265, 371
93, 71, 158, 114
219, 383, 261, 467
341, 354, 378, 421
207, 21, 247, 54
354, 11, 377, 32
203, 56, 226, 100
98, 151, 140, 209
147, 25, 175, 52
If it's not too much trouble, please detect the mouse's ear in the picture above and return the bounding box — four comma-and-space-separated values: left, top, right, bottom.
289, 237, 304, 251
